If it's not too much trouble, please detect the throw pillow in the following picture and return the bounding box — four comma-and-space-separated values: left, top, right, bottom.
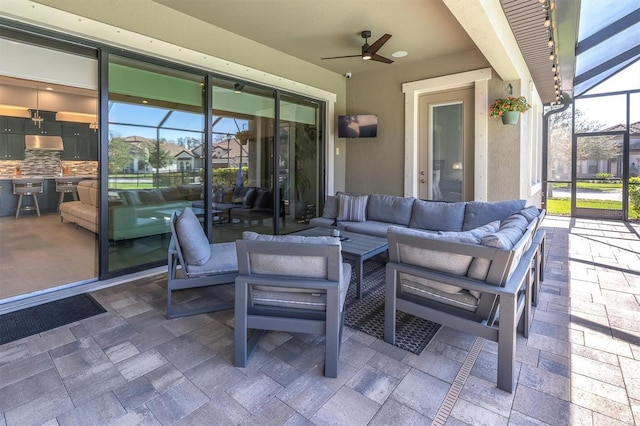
337, 194, 368, 222
175, 207, 210, 266
321, 195, 339, 219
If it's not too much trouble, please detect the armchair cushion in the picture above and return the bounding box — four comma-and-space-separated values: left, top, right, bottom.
337, 194, 368, 222
242, 231, 339, 278
183, 242, 238, 277
175, 207, 210, 266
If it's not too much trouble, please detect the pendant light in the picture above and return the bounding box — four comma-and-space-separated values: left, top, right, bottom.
31, 83, 43, 128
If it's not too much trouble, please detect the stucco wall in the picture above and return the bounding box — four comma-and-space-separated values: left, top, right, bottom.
486, 78, 522, 201
344, 48, 489, 196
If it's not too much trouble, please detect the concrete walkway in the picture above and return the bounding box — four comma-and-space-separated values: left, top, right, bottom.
0, 216, 639, 425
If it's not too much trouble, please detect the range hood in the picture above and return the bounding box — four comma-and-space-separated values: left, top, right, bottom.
25, 135, 64, 151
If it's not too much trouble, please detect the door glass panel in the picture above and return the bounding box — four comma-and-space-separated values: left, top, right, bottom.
107, 55, 204, 273
211, 79, 275, 241
279, 94, 321, 231
574, 134, 624, 218
545, 105, 573, 215
431, 103, 463, 202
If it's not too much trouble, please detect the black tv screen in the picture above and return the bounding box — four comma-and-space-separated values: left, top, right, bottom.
338, 114, 378, 138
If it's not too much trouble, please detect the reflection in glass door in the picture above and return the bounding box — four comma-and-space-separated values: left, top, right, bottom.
573, 133, 625, 219
279, 94, 321, 232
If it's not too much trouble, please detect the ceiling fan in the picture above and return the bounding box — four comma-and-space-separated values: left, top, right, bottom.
321, 30, 393, 64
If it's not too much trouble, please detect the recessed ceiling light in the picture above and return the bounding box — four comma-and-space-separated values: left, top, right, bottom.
392, 50, 408, 58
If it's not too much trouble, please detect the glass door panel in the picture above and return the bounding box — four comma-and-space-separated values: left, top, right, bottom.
573, 133, 624, 219
279, 94, 321, 232
211, 79, 275, 241
107, 55, 205, 273
431, 103, 463, 201
418, 88, 473, 201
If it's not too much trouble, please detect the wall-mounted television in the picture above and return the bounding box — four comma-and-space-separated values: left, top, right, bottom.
338, 114, 378, 138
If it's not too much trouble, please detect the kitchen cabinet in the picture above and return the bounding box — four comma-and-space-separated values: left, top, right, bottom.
0, 116, 25, 133
63, 134, 97, 160
62, 122, 90, 138
0, 133, 25, 160
62, 122, 98, 160
0, 180, 18, 216
24, 119, 62, 136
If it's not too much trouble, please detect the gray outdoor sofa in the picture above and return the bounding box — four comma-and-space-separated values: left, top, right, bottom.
310, 192, 546, 391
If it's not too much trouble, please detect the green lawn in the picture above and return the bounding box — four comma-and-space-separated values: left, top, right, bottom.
547, 197, 639, 219
552, 182, 622, 191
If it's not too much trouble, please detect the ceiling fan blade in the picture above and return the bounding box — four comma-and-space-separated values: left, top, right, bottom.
321, 54, 362, 60
369, 34, 392, 55
370, 54, 393, 64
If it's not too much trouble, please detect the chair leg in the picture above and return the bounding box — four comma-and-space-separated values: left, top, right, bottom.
33, 194, 40, 216
234, 281, 249, 368
384, 266, 398, 345
324, 287, 340, 378
15, 194, 23, 219
497, 293, 516, 393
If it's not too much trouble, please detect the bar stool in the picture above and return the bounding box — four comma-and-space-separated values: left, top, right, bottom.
56, 177, 81, 211
13, 178, 44, 219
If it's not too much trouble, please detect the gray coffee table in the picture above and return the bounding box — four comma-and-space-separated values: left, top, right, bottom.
293, 227, 388, 298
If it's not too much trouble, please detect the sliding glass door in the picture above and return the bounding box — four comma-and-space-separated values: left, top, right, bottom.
107, 55, 205, 273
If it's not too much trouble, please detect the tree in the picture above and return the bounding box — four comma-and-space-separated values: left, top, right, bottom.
147, 142, 172, 170
547, 108, 621, 180
108, 133, 135, 173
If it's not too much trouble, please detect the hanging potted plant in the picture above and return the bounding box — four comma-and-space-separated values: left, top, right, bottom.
489, 96, 531, 125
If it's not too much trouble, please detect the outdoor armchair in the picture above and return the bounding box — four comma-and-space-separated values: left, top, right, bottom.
167, 207, 238, 319
234, 232, 352, 378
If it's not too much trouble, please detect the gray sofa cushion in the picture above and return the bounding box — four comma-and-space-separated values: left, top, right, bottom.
367, 194, 415, 226
515, 205, 540, 223
176, 207, 210, 266
389, 226, 478, 276
463, 199, 526, 231
322, 195, 339, 218
344, 220, 405, 238
337, 194, 368, 222
467, 213, 530, 281
409, 200, 466, 232
309, 217, 336, 228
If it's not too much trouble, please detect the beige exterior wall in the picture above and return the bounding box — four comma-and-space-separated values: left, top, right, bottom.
344, 48, 490, 196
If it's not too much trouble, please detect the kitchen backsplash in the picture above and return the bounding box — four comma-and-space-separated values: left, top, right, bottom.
0, 150, 97, 176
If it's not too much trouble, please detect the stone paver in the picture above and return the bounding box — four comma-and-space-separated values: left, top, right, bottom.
0, 217, 638, 424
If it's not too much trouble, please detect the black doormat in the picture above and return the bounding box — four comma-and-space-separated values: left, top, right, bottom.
344, 260, 441, 355
0, 294, 106, 345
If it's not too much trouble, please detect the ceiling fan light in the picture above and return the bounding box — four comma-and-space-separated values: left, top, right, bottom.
362, 53, 372, 60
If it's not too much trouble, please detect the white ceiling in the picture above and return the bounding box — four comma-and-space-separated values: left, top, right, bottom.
151, 0, 478, 77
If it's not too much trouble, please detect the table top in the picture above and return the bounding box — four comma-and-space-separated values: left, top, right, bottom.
293, 227, 388, 257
